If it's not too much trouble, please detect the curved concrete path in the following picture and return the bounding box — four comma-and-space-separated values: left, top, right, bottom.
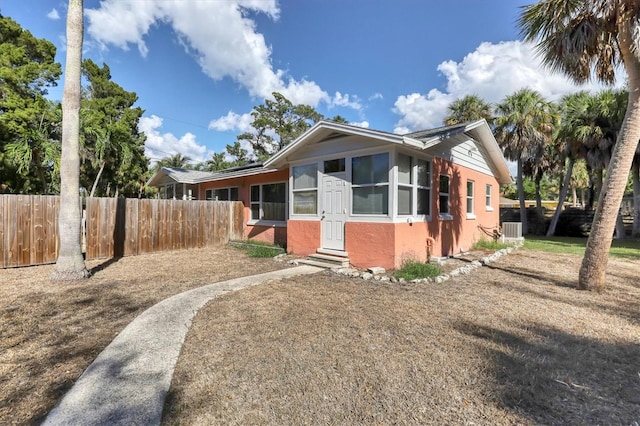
43, 265, 323, 426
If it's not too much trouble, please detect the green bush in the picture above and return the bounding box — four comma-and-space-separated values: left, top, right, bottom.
394, 260, 441, 281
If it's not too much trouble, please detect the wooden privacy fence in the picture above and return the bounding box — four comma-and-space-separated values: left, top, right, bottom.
85, 198, 244, 260
0, 195, 245, 268
0, 195, 60, 268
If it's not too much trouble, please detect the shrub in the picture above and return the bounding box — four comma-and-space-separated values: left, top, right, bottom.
473, 238, 511, 251
394, 260, 441, 281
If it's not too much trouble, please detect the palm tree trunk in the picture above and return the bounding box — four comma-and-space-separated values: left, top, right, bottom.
51, 0, 88, 281
89, 161, 106, 197
547, 157, 575, 236
632, 158, 640, 238
517, 159, 528, 235
579, 84, 640, 290
534, 170, 543, 219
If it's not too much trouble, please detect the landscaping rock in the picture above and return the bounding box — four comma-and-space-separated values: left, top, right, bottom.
362, 272, 373, 280
368, 266, 386, 275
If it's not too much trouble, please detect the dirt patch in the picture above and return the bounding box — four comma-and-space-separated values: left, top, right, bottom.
0, 246, 290, 425
163, 250, 640, 425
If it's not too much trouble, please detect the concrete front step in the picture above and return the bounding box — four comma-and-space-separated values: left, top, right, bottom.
306, 253, 351, 268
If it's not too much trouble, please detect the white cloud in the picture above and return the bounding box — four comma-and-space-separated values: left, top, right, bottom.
208, 111, 253, 133
85, 0, 332, 106
330, 92, 362, 110
139, 115, 209, 164
393, 40, 620, 133
369, 92, 384, 101
47, 9, 60, 20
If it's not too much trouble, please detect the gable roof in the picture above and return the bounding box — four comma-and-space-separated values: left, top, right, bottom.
147, 163, 279, 187
265, 120, 512, 184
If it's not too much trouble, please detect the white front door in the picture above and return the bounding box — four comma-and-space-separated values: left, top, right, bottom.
321, 173, 347, 251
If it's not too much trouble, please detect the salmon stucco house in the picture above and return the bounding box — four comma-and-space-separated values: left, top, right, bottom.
148, 120, 513, 270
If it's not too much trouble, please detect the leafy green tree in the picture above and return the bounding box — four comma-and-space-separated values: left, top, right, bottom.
443, 94, 494, 126
0, 14, 62, 193
51, 0, 89, 281
495, 88, 557, 235
80, 59, 147, 197
236, 92, 323, 160
520, 0, 640, 291
225, 141, 250, 165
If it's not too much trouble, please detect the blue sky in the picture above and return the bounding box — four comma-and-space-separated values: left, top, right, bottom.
2, 0, 612, 166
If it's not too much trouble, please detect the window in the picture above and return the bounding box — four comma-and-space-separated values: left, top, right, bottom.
292, 164, 317, 215
250, 183, 286, 221
397, 154, 413, 215
466, 180, 475, 217
485, 184, 493, 211
352, 153, 389, 215
396, 154, 431, 216
439, 175, 450, 216
205, 187, 239, 201
324, 158, 345, 173
417, 159, 431, 216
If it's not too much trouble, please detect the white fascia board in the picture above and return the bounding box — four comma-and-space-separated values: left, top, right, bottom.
265, 120, 405, 169
463, 120, 513, 185
401, 136, 425, 149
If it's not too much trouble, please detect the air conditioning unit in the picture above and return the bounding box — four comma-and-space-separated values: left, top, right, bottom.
502, 222, 523, 241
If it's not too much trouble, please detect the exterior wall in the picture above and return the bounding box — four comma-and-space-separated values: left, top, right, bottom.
429, 157, 501, 258
345, 222, 396, 269
287, 220, 320, 255
199, 169, 289, 246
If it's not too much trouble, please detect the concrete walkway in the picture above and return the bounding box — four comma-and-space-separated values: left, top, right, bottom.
43, 265, 323, 426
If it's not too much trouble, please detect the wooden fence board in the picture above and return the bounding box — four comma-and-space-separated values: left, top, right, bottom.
1, 196, 244, 267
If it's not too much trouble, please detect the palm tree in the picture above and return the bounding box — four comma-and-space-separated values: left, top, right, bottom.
158, 153, 192, 169
546, 91, 591, 236
494, 88, 558, 235
443, 94, 494, 126
51, 0, 89, 281
520, 0, 640, 291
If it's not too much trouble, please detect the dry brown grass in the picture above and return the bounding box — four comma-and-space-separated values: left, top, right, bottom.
0, 246, 288, 425
163, 250, 640, 425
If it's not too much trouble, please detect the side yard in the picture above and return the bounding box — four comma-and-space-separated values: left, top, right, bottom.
163, 250, 640, 425
0, 246, 289, 425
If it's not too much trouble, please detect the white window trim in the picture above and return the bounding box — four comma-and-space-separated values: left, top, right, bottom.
439, 174, 451, 219
291, 163, 319, 216
351, 152, 390, 216
395, 153, 432, 220
250, 181, 288, 224
485, 184, 494, 211
466, 179, 476, 220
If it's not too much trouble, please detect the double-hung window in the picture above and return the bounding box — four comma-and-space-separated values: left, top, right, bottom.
396, 154, 431, 217
397, 154, 413, 215
292, 164, 318, 215
466, 180, 475, 218
416, 159, 431, 216
250, 183, 286, 221
485, 184, 493, 211
439, 175, 451, 217
352, 153, 389, 215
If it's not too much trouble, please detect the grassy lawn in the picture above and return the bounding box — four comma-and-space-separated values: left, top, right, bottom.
524, 235, 640, 260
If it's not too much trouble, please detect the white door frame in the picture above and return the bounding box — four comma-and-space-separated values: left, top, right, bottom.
321, 173, 347, 251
